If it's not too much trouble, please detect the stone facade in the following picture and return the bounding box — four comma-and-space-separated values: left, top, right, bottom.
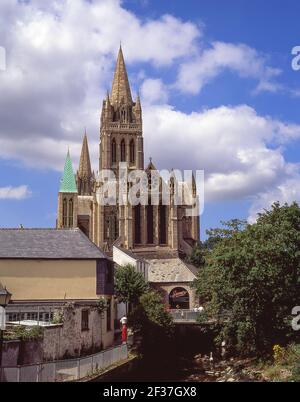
57, 46, 200, 309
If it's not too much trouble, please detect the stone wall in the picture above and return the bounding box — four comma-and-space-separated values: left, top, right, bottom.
42, 303, 114, 361
1, 340, 20, 366
1, 303, 115, 366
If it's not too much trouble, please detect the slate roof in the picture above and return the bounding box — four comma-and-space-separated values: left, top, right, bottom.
0, 229, 107, 260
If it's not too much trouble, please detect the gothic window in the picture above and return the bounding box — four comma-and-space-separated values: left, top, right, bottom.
63, 198, 68, 227
121, 108, 126, 122
104, 213, 118, 243
110, 214, 118, 242
111, 139, 117, 164
147, 203, 154, 244
159, 205, 167, 244
134, 204, 141, 244
120, 106, 128, 123
104, 217, 110, 241
68, 199, 74, 227
121, 139, 126, 162
130, 139, 135, 164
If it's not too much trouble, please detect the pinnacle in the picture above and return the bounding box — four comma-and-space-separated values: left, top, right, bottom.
78, 133, 92, 179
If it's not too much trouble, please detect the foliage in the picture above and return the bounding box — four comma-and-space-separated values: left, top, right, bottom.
97, 297, 108, 314
115, 264, 149, 307
133, 290, 173, 329
187, 242, 206, 268
193, 203, 300, 356
128, 290, 174, 364
204, 219, 247, 251
51, 310, 64, 325
273, 344, 285, 363
4, 325, 44, 341
263, 344, 300, 382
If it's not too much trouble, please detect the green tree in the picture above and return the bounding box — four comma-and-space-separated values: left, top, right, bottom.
193, 203, 300, 356
187, 242, 206, 268
204, 219, 247, 251
115, 264, 149, 310
129, 290, 174, 365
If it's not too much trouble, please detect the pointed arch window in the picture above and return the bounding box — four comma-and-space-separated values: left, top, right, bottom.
121, 108, 127, 123
111, 139, 117, 164
63, 198, 68, 227
159, 204, 167, 245
68, 199, 74, 227
134, 204, 141, 244
130, 140, 135, 164
147, 203, 154, 244
121, 139, 126, 162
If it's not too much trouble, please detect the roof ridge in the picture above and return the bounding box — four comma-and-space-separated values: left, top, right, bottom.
0, 228, 79, 231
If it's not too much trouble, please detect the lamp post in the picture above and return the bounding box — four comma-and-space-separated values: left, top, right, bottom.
0, 286, 12, 370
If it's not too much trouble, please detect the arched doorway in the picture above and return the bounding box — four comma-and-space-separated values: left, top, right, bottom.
169, 287, 190, 310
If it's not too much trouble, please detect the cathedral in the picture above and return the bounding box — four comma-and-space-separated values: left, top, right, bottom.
57, 47, 200, 309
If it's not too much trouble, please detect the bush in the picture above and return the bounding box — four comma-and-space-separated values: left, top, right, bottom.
193, 203, 300, 356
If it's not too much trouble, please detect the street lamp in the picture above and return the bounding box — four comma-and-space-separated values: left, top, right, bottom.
0, 285, 12, 370
0, 286, 11, 308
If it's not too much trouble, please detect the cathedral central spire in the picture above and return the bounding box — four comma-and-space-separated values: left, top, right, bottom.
111, 46, 133, 105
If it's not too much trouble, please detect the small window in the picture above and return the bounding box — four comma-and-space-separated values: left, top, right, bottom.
81, 310, 89, 331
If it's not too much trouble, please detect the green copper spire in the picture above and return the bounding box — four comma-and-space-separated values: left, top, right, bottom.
59, 150, 78, 193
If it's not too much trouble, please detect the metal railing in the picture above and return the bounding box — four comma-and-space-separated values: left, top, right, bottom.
169, 309, 203, 322
0, 343, 128, 382
169, 309, 232, 323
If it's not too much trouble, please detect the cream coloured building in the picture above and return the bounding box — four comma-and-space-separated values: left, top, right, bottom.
0, 228, 115, 353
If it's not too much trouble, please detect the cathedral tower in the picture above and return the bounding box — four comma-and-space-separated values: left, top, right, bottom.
100, 46, 144, 173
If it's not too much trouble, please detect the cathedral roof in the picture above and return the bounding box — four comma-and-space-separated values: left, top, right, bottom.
78, 133, 92, 179
111, 46, 133, 105
59, 150, 78, 193
0, 228, 108, 260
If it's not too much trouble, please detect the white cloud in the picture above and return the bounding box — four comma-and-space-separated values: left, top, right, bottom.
0, 185, 31, 200
142, 104, 300, 215
176, 41, 281, 94
0, 0, 200, 170
248, 177, 300, 223
141, 78, 169, 104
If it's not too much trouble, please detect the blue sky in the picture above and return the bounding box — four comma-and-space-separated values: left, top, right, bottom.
0, 0, 300, 238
